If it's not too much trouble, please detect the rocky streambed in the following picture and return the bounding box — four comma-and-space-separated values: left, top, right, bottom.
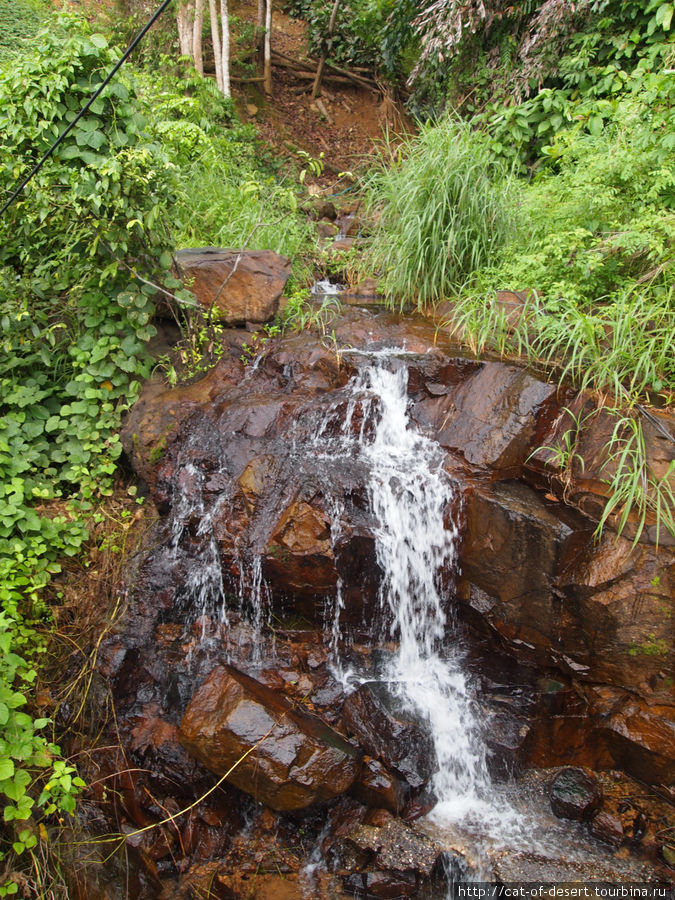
77, 290, 673, 897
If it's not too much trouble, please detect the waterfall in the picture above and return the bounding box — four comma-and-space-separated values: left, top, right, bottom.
347, 363, 503, 826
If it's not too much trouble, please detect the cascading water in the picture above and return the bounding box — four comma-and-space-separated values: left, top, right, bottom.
353, 364, 493, 824
151, 347, 652, 890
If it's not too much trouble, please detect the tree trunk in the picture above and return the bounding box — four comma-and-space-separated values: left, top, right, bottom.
220, 0, 231, 98
263, 0, 273, 97
193, 0, 205, 75
256, 0, 266, 53
209, 0, 223, 92
313, 0, 341, 98
177, 0, 194, 58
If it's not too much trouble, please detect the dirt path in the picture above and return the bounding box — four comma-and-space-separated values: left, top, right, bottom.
232, 1, 405, 179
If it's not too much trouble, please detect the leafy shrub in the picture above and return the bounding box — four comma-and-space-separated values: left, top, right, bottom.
470, 87, 675, 312
365, 118, 517, 307
0, 13, 185, 862
283, 0, 416, 75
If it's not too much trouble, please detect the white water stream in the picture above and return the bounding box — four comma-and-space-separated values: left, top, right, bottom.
338, 363, 525, 840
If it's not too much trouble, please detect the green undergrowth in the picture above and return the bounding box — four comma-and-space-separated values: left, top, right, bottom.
0, 10, 321, 884
0, 14, 177, 873
0, 0, 49, 60
135, 66, 317, 283
366, 79, 674, 545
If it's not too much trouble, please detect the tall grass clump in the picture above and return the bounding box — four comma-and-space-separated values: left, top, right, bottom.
366, 118, 517, 309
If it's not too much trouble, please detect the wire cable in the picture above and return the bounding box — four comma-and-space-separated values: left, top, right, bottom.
0, 0, 174, 219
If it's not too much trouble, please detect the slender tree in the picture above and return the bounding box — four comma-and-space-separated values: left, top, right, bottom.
177, 0, 194, 58
263, 0, 272, 96
219, 0, 231, 98
193, 0, 205, 75
257, 0, 266, 53
209, 0, 223, 92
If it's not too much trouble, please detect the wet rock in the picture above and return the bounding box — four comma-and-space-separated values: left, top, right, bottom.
591, 811, 624, 848
351, 757, 409, 815
557, 535, 674, 700
401, 787, 436, 823
176, 248, 291, 325
120, 357, 246, 488
340, 817, 454, 894
417, 362, 557, 473
318, 221, 339, 238
549, 767, 603, 820
179, 665, 360, 811
495, 290, 530, 330
459, 480, 594, 665
304, 199, 337, 221
112, 304, 674, 831
481, 703, 531, 778
342, 684, 436, 789
343, 870, 417, 898
526, 397, 675, 545
589, 688, 675, 785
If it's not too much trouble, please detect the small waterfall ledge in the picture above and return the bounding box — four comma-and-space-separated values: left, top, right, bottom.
92, 307, 672, 897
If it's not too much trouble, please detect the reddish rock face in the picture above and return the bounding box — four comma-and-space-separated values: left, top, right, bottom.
179, 665, 361, 811
176, 248, 291, 325
114, 305, 673, 803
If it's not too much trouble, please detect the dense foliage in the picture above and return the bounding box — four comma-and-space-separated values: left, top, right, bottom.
282, 0, 419, 80
366, 56, 674, 543
0, 11, 315, 888
0, 0, 48, 60
0, 18, 181, 874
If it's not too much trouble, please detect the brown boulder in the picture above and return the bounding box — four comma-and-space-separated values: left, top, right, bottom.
418, 363, 557, 473
591, 811, 624, 848
176, 248, 291, 325
351, 757, 410, 815
340, 817, 458, 891
549, 767, 603, 820
459, 480, 594, 666
588, 688, 675, 785
179, 666, 360, 811
342, 684, 436, 789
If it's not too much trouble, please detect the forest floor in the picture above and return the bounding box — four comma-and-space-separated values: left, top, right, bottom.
232, 1, 410, 180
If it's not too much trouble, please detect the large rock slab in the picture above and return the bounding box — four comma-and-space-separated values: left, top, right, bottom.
176, 248, 291, 325
179, 665, 361, 811
116, 306, 673, 792
526, 396, 675, 545
414, 363, 557, 474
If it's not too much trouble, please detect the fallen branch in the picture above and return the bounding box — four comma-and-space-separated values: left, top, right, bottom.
272, 48, 377, 92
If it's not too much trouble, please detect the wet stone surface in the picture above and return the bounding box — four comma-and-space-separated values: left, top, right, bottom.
89, 306, 674, 895
549, 766, 603, 820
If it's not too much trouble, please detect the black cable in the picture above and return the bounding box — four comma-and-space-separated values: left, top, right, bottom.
0, 0, 174, 219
